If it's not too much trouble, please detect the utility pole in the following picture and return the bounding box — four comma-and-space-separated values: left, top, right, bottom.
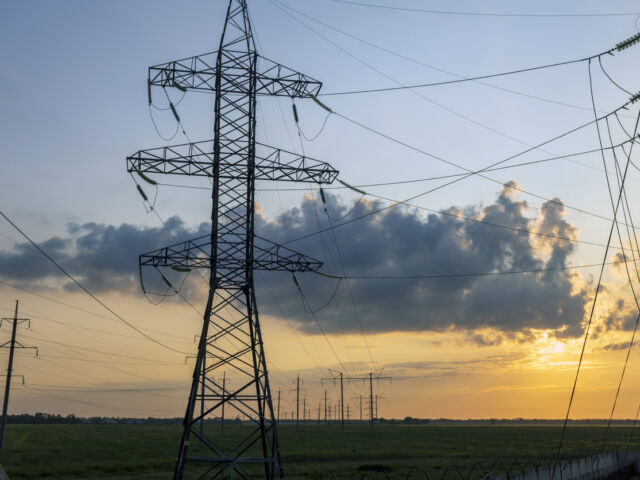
297, 376, 300, 430
277, 388, 281, 424
290, 376, 302, 431
327, 372, 391, 430
1, 300, 36, 450
369, 372, 373, 429
346, 403, 351, 424
303, 398, 306, 425
317, 400, 321, 424
128, 0, 338, 477
322, 369, 345, 431
324, 389, 328, 424
374, 395, 387, 420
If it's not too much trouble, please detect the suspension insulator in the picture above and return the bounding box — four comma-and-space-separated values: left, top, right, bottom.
147, 79, 152, 105
173, 81, 187, 93
319, 187, 327, 205
160, 272, 174, 290
171, 266, 192, 273
292, 103, 299, 124
616, 32, 640, 51
137, 171, 157, 185
170, 102, 181, 123
311, 96, 332, 113
136, 184, 149, 202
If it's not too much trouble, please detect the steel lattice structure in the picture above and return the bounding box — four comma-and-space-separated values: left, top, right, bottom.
127, 1, 337, 478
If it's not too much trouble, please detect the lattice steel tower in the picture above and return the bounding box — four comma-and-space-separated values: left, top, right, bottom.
126, 1, 337, 478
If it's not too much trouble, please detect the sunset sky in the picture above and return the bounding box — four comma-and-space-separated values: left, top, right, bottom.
2, 0, 640, 420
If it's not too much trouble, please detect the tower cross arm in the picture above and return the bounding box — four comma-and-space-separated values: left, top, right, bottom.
148, 51, 218, 92
140, 235, 323, 273
148, 52, 322, 98
127, 141, 338, 184
255, 55, 322, 98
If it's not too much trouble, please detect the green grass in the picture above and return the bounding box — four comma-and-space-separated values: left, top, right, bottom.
1, 424, 639, 479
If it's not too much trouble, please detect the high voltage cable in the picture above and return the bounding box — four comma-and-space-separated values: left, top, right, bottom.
337, 177, 640, 253
272, 0, 640, 247
273, 1, 623, 97
593, 82, 640, 447
278, 0, 631, 115
22, 388, 171, 416
328, 0, 640, 18
0, 210, 189, 355
157, 138, 640, 195
275, 0, 640, 223
281, 100, 636, 246
0, 304, 190, 344
552, 71, 640, 477
0, 278, 190, 341
276, 0, 588, 150
314, 258, 636, 280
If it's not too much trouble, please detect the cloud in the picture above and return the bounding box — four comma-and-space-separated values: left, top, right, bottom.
381, 353, 527, 380
0, 182, 596, 338
255, 183, 589, 338
601, 342, 630, 351
0, 216, 209, 292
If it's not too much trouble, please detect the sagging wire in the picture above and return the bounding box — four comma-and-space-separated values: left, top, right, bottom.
147, 83, 191, 142
598, 55, 633, 96
292, 272, 342, 314
291, 273, 350, 372
551, 59, 639, 476
315, 189, 377, 367
291, 97, 333, 142
148, 80, 187, 111
600, 113, 640, 448
319, 182, 366, 221
163, 87, 193, 143
139, 265, 193, 306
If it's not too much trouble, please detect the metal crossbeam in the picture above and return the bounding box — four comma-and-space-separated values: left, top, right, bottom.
127, 141, 338, 184
149, 52, 322, 98
140, 235, 323, 274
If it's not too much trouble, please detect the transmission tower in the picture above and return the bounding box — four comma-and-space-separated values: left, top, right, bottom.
126, 1, 337, 478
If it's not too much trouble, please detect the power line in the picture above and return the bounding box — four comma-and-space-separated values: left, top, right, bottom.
278, 0, 638, 116
282, 100, 636, 246
328, 0, 640, 18
552, 71, 640, 477
314, 258, 636, 280
275, 0, 597, 150
0, 211, 190, 355
592, 77, 640, 447
274, 1, 620, 97
158, 138, 640, 196
0, 278, 190, 341
337, 180, 640, 253
275, 0, 640, 228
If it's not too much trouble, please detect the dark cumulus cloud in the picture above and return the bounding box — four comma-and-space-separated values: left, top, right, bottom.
0, 216, 209, 293
0, 182, 590, 338
254, 182, 589, 338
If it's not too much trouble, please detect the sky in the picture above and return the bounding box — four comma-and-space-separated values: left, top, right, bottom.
1, 0, 640, 421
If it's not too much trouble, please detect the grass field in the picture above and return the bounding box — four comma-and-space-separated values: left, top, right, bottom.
1, 423, 639, 479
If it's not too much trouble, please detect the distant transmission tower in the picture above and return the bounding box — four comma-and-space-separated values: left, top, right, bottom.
127, 1, 337, 478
